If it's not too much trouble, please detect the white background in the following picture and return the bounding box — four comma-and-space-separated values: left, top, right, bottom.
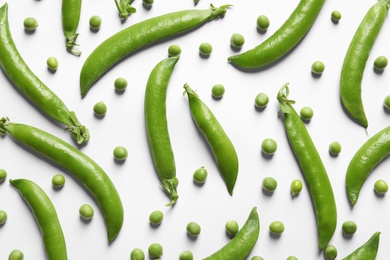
0, 0, 390, 259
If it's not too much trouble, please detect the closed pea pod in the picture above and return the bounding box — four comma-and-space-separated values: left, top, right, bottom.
145, 56, 179, 206
0, 118, 123, 243
277, 84, 337, 250
10, 179, 67, 260
342, 232, 380, 260
62, 0, 82, 55
183, 84, 239, 195
340, 0, 390, 129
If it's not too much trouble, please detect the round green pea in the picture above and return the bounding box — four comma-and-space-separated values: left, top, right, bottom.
199, 42, 213, 56
8, 249, 24, 260
324, 245, 338, 260
0, 210, 7, 225
149, 210, 164, 225
329, 141, 342, 155
193, 166, 208, 184
113, 146, 128, 160
130, 248, 145, 260
186, 222, 201, 237
93, 101, 107, 116
225, 220, 239, 236
300, 106, 314, 121
261, 138, 277, 155
262, 177, 277, 192
79, 204, 94, 220
342, 220, 357, 235
286, 257, 298, 260
89, 15, 102, 30
230, 33, 245, 48
331, 10, 342, 22
269, 220, 284, 234
0, 169, 7, 182
51, 174, 65, 188
23, 17, 38, 31
251, 257, 264, 260
311, 61, 325, 75
374, 56, 388, 71
143, 0, 154, 6
290, 179, 303, 196
148, 243, 163, 259
255, 93, 269, 109
46, 57, 58, 71
168, 44, 182, 57
374, 179, 388, 194
114, 77, 128, 91
257, 15, 270, 31
179, 250, 193, 260
212, 84, 225, 98
383, 95, 390, 110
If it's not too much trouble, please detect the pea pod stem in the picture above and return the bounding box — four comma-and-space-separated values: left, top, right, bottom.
342, 232, 380, 260
114, 0, 136, 20
62, 0, 82, 55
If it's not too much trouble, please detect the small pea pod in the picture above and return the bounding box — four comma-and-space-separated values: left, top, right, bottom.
0, 118, 123, 243
0, 3, 89, 144
342, 232, 380, 260
203, 207, 259, 260
183, 84, 238, 195
346, 126, 390, 205
340, 0, 390, 129
62, 0, 82, 55
10, 178, 67, 260
114, 0, 136, 20
277, 83, 337, 250
228, 0, 325, 69
144, 55, 179, 206
80, 4, 230, 96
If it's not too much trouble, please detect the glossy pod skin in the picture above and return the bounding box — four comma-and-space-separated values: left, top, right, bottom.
80, 4, 230, 96
203, 207, 259, 260
62, 0, 82, 55
346, 126, 390, 205
227, 0, 325, 70
144, 56, 179, 206
277, 84, 336, 250
0, 118, 123, 243
183, 84, 238, 195
114, 0, 136, 20
340, 0, 390, 129
342, 232, 380, 260
0, 3, 89, 144
10, 179, 67, 260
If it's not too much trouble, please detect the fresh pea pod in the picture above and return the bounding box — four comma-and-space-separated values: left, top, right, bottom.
114, 0, 136, 20
346, 126, 390, 205
10, 179, 67, 260
62, 0, 82, 55
145, 56, 179, 206
203, 207, 259, 260
340, 0, 390, 129
342, 232, 380, 260
183, 84, 238, 195
80, 4, 230, 96
0, 118, 123, 243
0, 3, 89, 144
228, 0, 325, 69
277, 84, 337, 250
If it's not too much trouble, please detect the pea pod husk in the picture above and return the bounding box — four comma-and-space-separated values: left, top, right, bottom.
62, 0, 82, 55
342, 232, 380, 260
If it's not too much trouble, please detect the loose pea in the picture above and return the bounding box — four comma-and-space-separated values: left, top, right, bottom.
286, 257, 298, 260
225, 220, 239, 236
211, 84, 225, 98
130, 248, 145, 260
168, 44, 182, 57
257, 15, 270, 31
0, 210, 7, 225
331, 10, 342, 22
79, 204, 94, 220
262, 177, 277, 192
46, 57, 58, 71
342, 220, 357, 235
23, 17, 38, 31
149, 210, 164, 225
0, 169, 7, 182
311, 61, 325, 75
148, 243, 163, 259
269, 220, 284, 234
251, 257, 264, 260
199, 42, 213, 56
329, 141, 342, 155
8, 249, 24, 260
51, 174, 65, 188
113, 146, 128, 160
143, 0, 154, 7
324, 245, 338, 259
261, 138, 277, 155
186, 222, 201, 237
374, 179, 388, 194
89, 15, 102, 30
374, 56, 388, 71
383, 95, 390, 110
255, 93, 269, 109
114, 77, 128, 91
300, 106, 314, 121
290, 179, 303, 196
193, 166, 208, 184
230, 33, 245, 48
93, 101, 107, 116
179, 250, 193, 260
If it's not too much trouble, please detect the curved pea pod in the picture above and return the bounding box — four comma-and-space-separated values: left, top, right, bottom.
10, 179, 67, 260
0, 118, 123, 243
203, 207, 259, 260
62, 0, 82, 55
277, 83, 337, 250
342, 232, 380, 260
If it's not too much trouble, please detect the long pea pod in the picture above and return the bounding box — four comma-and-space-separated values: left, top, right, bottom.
227, 0, 325, 70
0, 118, 123, 243
0, 3, 89, 144
340, 0, 390, 129
10, 178, 67, 260
80, 4, 230, 97
277, 84, 337, 250
342, 232, 380, 260
114, 0, 136, 20
62, 0, 82, 55
144, 55, 179, 206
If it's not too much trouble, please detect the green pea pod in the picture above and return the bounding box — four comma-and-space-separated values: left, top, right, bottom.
342, 232, 380, 260
80, 4, 230, 97
277, 83, 337, 250
228, 0, 325, 69
10, 178, 67, 260
0, 3, 89, 144
144, 55, 179, 206
114, 0, 136, 20
183, 84, 238, 195
0, 118, 123, 243
340, 0, 390, 129
203, 207, 259, 260
346, 126, 390, 205
62, 0, 82, 55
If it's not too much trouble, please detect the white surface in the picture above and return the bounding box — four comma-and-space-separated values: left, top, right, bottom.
0, 0, 390, 259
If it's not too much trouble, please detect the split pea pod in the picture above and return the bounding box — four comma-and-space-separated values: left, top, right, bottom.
62, 0, 82, 55
80, 4, 230, 97
227, 0, 325, 70
342, 232, 380, 260
144, 55, 179, 206
346, 126, 390, 205
114, 0, 136, 20
183, 84, 238, 195
0, 3, 89, 144
0, 118, 123, 243
10, 179, 67, 260
277, 84, 337, 250
203, 207, 259, 260
340, 0, 390, 129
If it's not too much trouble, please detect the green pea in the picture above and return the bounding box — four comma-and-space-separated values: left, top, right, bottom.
311, 61, 325, 75
300, 106, 314, 121
255, 93, 269, 109
269, 220, 284, 234
46, 57, 58, 71
257, 15, 270, 31
286, 257, 298, 260
113, 146, 128, 160
143, 0, 154, 7
251, 257, 264, 260
374, 179, 388, 194
0, 209, 7, 225
149, 210, 164, 225
0, 169, 7, 182
130, 248, 145, 260
212, 84, 225, 98
331, 10, 341, 22
114, 77, 128, 91
179, 250, 193, 260
51, 174, 65, 188
199, 42, 213, 56
93, 101, 107, 117
230, 33, 245, 48
225, 220, 239, 236
79, 204, 94, 220
148, 243, 163, 259
374, 56, 388, 71
168, 44, 182, 57
193, 166, 208, 184
324, 245, 338, 259
290, 179, 303, 196
8, 249, 24, 260
262, 177, 277, 192
329, 141, 342, 155
261, 138, 277, 155
89, 15, 102, 30
186, 221, 201, 237
23, 17, 38, 31
342, 220, 357, 235
383, 95, 390, 110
